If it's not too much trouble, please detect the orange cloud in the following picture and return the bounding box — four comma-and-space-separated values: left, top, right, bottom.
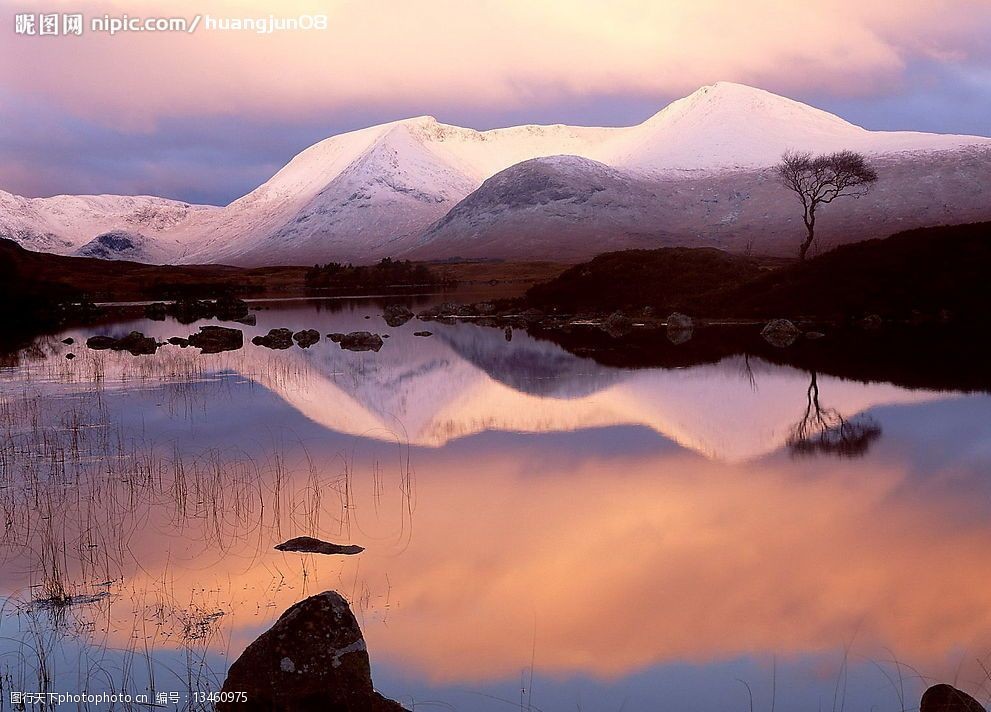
9, 440, 990, 686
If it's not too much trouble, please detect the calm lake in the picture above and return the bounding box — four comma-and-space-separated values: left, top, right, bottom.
2, 297, 990, 711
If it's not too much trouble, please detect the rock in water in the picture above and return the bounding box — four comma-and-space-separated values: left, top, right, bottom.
603, 311, 632, 337
920, 684, 985, 712
86, 332, 160, 355
335, 332, 384, 352
293, 329, 321, 348
761, 319, 801, 348
188, 326, 243, 354
218, 591, 407, 712
382, 304, 415, 327
275, 537, 364, 556
252, 328, 294, 350
86, 335, 117, 350
666, 312, 694, 344
114, 331, 160, 355
413, 331, 432, 337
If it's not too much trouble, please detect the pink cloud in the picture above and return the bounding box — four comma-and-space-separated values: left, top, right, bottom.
1, 0, 989, 129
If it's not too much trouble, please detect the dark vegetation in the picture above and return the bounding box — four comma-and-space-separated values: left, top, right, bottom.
0, 237, 302, 302
304, 257, 453, 293
526, 247, 769, 314
524, 222, 991, 324
707, 222, 991, 322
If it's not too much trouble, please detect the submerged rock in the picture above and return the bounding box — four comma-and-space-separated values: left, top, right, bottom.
335, 332, 384, 352
920, 684, 985, 712
144, 296, 250, 324
235, 313, 257, 326
188, 326, 243, 354
382, 304, 415, 327
218, 591, 407, 712
275, 537, 364, 556
413, 331, 432, 337
327, 332, 345, 343
252, 328, 294, 350
761, 319, 801, 348
61, 337, 74, 345
293, 329, 321, 348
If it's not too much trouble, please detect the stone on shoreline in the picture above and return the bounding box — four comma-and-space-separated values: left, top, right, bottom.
761, 319, 801, 348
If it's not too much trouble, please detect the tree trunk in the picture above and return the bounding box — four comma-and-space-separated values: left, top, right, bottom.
799, 209, 816, 260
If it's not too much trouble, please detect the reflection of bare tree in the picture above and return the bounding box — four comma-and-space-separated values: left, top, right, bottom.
741, 354, 758, 392
788, 371, 882, 458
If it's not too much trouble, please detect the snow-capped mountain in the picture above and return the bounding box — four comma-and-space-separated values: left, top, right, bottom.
410, 145, 991, 260
0, 190, 212, 261
2, 82, 989, 265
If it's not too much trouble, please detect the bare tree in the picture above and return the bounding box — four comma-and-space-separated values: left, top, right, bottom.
776, 150, 878, 260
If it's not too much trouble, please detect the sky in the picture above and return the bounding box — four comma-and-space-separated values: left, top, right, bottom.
1, 0, 990, 205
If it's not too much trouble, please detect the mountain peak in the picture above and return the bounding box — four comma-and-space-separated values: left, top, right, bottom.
399, 115, 439, 126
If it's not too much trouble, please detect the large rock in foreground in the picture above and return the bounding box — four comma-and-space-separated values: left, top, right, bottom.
219, 591, 406, 712
921, 684, 985, 712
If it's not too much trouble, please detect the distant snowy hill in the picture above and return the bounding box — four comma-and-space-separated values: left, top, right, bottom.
2, 82, 989, 265
0, 190, 213, 263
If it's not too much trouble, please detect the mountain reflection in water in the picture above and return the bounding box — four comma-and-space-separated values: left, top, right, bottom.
1, 298, 989, 711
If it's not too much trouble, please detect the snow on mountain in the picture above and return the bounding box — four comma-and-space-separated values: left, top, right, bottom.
412, 145, 991, 260
409, 155, 683, 260
2, 82, 989, 265
172, 117, 618, 266
0, 190, 213, 262
603, 82, 987, 173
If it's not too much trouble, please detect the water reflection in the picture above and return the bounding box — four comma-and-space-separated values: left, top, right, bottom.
1, 300, 990, 710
